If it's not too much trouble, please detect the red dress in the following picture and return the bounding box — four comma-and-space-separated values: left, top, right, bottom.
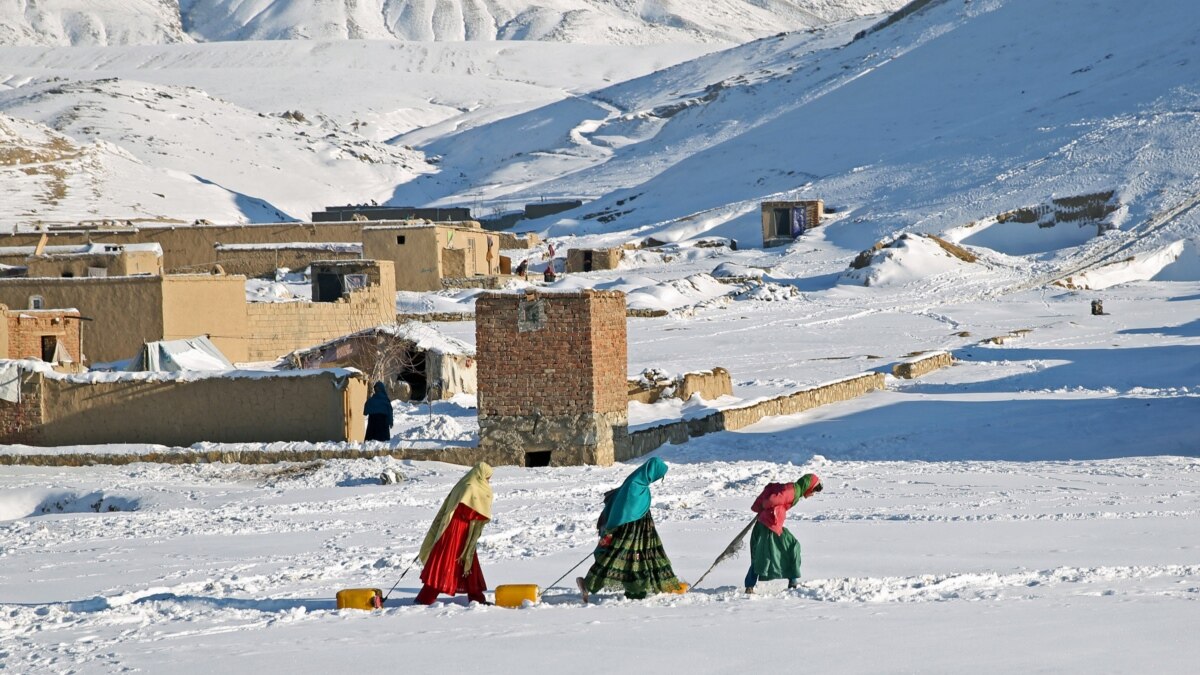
418, 503, 488, 601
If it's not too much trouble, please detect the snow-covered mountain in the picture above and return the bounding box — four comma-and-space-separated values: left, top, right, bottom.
0, 0, 191, 46
1, 0, 905, 46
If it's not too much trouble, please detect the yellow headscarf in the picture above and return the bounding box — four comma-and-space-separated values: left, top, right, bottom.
419, 462, 494, 569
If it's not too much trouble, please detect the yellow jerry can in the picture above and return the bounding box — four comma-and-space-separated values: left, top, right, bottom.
494, 584, 539, 608
667, 582, 689, 595
336, 588, 384, 610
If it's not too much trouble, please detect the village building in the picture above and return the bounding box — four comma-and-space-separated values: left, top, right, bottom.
0, 242, 163, 278
565, 247, 624, 273
0, 260, 396, 364
0, 305, 84, 370
282, 322, 476, 402
361, 222, 500, 291
0, 220, 503, 291
761, 199, 824, 247
475, 289, 628, 467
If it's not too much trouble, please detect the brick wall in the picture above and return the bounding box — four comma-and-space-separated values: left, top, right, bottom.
4, 309, 82, 363
476, 290, 626, 417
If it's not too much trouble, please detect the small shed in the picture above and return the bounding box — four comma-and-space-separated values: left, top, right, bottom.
566, 247, 624, 273
283, 322, 476, 401
762, 200, 824, 248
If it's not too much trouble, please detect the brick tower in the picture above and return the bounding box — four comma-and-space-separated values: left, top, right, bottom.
475, 289, 627, 466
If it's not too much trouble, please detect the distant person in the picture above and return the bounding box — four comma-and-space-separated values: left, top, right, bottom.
415, 462, 494, 605
744, 473, 822, 594
514, 259, 529, 278
546, 242, 557, 260
577, 457, 682, 602
363, 382, 393, 442
543, 261, 557, 283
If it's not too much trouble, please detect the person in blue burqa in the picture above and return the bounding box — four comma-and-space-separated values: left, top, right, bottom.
363, 382, 393, 442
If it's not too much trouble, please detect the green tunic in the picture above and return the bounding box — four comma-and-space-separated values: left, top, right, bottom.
749, 521, 802, 580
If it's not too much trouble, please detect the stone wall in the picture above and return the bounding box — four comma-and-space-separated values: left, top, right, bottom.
892, 351, 954, 379
620, 372, 885, 461
0, 367, 366, 447
476, 289, 628, 466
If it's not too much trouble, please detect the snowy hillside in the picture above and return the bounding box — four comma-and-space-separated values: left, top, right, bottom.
0, 0, 190, 46
0, 77, 431, 221
0, 40, 712, 223
0, 0, 906, 46
398, 0, 1200, 278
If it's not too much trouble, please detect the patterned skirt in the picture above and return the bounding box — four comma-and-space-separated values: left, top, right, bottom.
583, 513, 680, 599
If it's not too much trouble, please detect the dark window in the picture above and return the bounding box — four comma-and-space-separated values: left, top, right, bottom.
773, 208, 792, 237
396, 235, 406, 245
62, 271, 74, 278
313, 272, 343, 302
525, 451, 552, 467
41, 336, 57, 362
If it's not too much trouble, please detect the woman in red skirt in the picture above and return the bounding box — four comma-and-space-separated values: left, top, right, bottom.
414, 462, 493, 605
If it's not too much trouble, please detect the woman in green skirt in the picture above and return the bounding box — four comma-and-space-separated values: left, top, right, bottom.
577, 457, 681, 602
745, 473, 822, 593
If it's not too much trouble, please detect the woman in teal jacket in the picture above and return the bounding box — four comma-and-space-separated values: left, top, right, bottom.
577, 457, 682, 602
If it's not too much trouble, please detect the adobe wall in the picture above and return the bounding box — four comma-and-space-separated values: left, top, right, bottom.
24, 250, 162, 277
892, 351, 954, 379
214, 246, 361, 278
245, 264, 395, 361
498, 232, 541, 249
677, 367, 733, 401
476, 289, 628, 466
4, 309, 82, 363
161, 275, 251, 362
621, 372, 884, 461
1, 369, 367, 447
0, 277, 165, 363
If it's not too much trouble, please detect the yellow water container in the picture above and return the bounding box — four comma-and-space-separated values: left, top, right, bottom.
336, 588, 383, 610
667, 582, 689, 595
494, 584, 539, 608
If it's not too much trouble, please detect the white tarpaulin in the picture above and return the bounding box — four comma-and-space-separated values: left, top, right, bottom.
0, 361, 20, 403
125, 336, 234, 372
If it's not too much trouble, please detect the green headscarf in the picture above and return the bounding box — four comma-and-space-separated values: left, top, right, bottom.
419, 462, 494, 571
795, 473, 821, 500
601, 457, 668, 532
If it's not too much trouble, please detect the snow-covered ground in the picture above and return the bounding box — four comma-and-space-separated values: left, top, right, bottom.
3, 277, 1199, 672
3, 1, 1200, 671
